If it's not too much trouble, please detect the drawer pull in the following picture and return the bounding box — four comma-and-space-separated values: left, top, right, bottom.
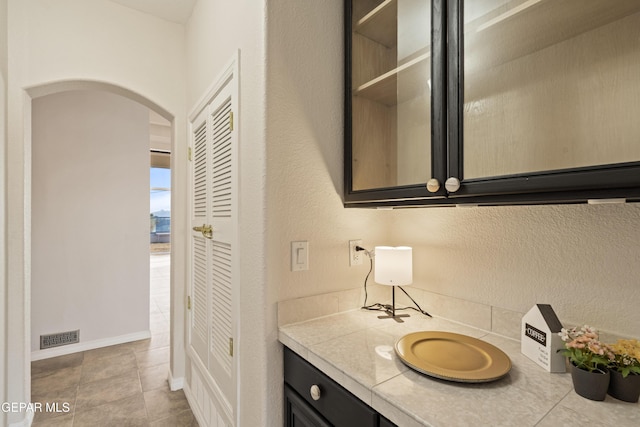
310, 384, 321, 401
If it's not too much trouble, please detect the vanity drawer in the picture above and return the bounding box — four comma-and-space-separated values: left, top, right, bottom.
284, 347, 377, 427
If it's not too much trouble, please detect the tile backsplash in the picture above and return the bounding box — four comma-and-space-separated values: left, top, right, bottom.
278, 286, 524, 340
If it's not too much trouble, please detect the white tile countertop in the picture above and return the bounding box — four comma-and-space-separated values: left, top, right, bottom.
279, 310, 640, 426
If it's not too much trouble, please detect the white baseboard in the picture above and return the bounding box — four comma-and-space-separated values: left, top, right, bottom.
30, 330, 152, 361
168, 371, 184, 391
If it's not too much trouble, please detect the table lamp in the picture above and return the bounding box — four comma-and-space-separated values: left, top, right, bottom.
375, 246, 412, 322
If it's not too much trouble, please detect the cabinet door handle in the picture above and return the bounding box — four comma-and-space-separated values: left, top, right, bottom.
445, 177, 461, 193
426, 178, 440, 193
310, 384, 321, 401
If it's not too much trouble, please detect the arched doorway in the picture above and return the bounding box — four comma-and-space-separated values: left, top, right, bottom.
17, 80, 185, 424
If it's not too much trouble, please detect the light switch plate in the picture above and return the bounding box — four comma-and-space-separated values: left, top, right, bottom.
291, 241, 309, 271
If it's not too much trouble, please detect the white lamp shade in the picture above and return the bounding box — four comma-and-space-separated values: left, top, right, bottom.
374, 246, 413, 286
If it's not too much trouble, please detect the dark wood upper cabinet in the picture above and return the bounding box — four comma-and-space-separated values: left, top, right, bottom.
345, 0, 640, 207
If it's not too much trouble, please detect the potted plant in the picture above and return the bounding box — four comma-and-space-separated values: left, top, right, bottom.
608, 339, 640, 402
558, 325, 615, 401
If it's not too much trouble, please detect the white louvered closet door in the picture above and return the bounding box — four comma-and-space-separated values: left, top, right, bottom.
190, 108, 210, 365
189, 77, 237, 413
207, 83, 235, 403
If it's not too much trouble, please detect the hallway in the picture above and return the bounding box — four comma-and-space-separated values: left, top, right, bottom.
30, 254, 197, 426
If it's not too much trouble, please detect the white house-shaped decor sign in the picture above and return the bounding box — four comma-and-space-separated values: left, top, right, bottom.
521, 304, 565, 372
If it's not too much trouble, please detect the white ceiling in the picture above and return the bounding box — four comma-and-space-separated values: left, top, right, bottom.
109, 0, 197, 24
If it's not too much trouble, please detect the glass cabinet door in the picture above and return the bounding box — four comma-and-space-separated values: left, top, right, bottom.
349, 0, 435, 193
455, 0, 640, 193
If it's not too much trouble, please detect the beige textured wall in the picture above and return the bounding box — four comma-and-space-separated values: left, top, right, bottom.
267, 0, 389, 303
390, 204, 640, 339
0, 0, 7, 420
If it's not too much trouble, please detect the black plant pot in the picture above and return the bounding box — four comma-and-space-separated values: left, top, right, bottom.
608, 369, 640, 403
570, 363, 610, 401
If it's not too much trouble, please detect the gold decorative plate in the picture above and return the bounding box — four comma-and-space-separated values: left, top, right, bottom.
394, 331, 511, 383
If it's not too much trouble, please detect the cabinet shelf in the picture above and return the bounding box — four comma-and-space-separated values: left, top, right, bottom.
354, 51, 430, 106
356, 0, 397, 48
465, 0, 640, 71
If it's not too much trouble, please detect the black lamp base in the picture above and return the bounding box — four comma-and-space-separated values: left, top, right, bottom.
377, 286, 409, 323
377, 312, 410, 323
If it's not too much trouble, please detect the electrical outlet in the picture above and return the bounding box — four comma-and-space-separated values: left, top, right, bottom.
349, 240, 363, 266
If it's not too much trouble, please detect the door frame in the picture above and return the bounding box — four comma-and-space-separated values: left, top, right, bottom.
185, 50, 240, 427
6, 79, 186, 426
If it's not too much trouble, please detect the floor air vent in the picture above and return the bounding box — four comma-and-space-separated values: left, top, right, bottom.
40, 330, 80, 349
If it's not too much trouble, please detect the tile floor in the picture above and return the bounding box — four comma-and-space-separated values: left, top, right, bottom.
31, 254, 198, 426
